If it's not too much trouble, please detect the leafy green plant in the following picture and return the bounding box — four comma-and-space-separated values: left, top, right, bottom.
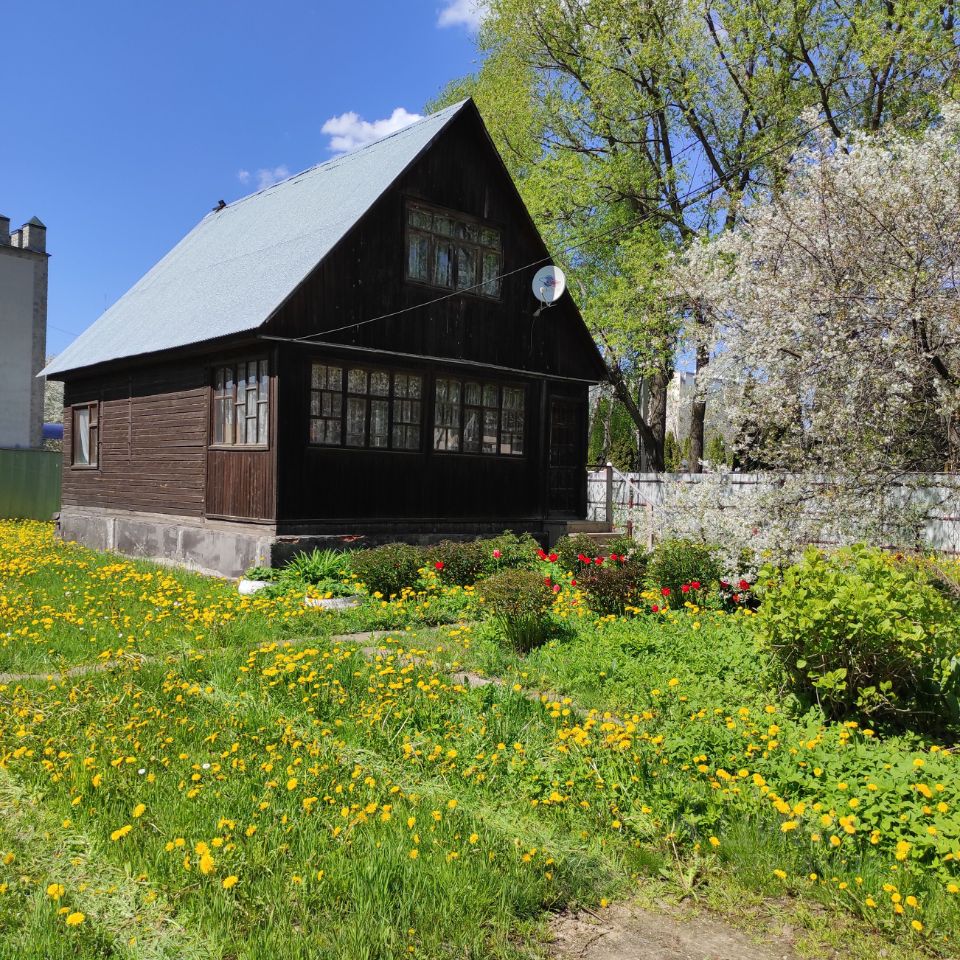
646, 539, 723, 597
478, 568, 554, 653
350, 543, 425, 597
554, 534, 604, 574
754, 546, 960, 733
278, 548, 350, 586
481, 531, 541, 572
427, 540, 489, 587
244, 565, 279, 582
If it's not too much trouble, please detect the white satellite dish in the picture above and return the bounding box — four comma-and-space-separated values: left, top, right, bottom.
532, 265, 566, 314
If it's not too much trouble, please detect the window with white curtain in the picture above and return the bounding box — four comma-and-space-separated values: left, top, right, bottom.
71, 403, 99, 467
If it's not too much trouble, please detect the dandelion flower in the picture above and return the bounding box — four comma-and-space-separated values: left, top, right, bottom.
199, 853, 215, 875
65, 912, 85, 926
46, 883, 65, 900
222, 875, 238, 889
132, 803, 146, 819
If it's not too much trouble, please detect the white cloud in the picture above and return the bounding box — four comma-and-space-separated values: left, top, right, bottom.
237, 166, 290, 191
437, 0, 488, 29
321, 107, 423, 155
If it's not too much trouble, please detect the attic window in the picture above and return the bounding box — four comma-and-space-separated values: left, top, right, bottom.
406, 202, 502, 298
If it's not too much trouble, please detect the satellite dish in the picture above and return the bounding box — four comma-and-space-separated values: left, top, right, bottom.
532, 265, 566, 312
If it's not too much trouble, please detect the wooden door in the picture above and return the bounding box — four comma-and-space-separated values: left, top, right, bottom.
548, 396, 582, 516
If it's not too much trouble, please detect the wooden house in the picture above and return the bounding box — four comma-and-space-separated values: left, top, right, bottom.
42, 100, 607, 577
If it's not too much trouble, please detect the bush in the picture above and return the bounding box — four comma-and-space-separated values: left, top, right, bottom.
578, 555, 646, 615
427, 532, 541, 586
754, 545, 960, 733
554, 533, 612, 574
350, 543, 425, 598
478, 568, 554, 652
646, 538, 724, 597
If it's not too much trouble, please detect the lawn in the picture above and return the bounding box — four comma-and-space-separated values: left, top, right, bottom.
0, 521, 957, 959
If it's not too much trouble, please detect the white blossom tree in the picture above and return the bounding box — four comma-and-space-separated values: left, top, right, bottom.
676, 105, 960, 483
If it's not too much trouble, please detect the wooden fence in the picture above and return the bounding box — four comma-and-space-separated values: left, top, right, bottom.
0, 448, 61, 520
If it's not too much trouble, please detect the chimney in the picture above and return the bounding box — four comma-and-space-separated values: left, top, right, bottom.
21, 216, 46, 253
0, 215, 8, 245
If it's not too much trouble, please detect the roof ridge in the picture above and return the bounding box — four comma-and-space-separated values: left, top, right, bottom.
220, 99, 470, 215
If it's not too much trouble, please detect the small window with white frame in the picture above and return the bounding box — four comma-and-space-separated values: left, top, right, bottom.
212, 359, 269, 446
71, 402, 99, 467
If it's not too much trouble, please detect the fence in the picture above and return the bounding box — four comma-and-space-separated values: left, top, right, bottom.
0, 448, 61, 520
588, 468, 960, 556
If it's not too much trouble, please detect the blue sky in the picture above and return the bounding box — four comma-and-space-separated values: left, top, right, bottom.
1, 1, 484, 356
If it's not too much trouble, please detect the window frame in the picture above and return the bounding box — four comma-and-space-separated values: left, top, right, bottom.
431, 376, 527, 459
209, 357, 270, 450
308, 361, 425, 453
404, 200, 503, 300
70, 401, 99, 469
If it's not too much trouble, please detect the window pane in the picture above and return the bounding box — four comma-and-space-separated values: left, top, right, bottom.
503, 387, 524, 410
480, 227, 500, 249
483, 408, 498, 454
482, 252, 502, 297
393, 424, 420, 450
348, 369, 367, 394
311, 364, 324, 389
483, 384, 498, 408
74, 407, 90, 464
215, 367, 226, 395
407, 232, 430, 282
434, 243, 453, 288
326, 365, 342, 390
408, 207, 432, 230
257, 401, 268, 442
214, 398, 225, 445
407, 374, 422, 399
434, 215, 454, 236
463, 408, 480, 453
346, 397, 366, 446
455, 245, 476, 290
465, 382, 481, 405
370, 400, 389, 448
370, 371, 390, 396
224, 394, 234, 444
258, 361, 269, 401
433, 378, 461, 451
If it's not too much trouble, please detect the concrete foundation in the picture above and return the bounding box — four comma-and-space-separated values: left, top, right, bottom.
58, 507, 559, 579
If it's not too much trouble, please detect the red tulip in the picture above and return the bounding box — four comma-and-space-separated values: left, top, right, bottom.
661, 587, 671, 596
492, 549, 502, 559
548, 552, 558, 563
651, 604, 659, 613
691, 580, 701, 589
738, 579, 750, 591
681, 584, 690, 593
435, 561, 444, 570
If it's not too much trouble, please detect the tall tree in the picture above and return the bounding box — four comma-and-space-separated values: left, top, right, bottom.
435, 0, 958, 469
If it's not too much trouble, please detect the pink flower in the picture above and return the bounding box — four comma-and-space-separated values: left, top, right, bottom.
552, 584, 561, 593
492, 549, 502, 559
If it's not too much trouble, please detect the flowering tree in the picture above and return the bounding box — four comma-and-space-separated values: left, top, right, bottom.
675, 106, 960, 486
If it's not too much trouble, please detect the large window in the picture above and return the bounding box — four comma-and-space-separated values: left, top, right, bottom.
212, 359, 269, 446
406, 202, 502, 298
310, 363, 423, 451
71, 402, 99, 467
433, 378, 525, 456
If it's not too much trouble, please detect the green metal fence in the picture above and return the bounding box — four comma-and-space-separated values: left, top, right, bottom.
0, 448, 61, 520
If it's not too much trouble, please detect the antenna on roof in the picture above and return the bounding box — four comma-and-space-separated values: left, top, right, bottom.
212, 200, 227, 212
532, 265, 566, 317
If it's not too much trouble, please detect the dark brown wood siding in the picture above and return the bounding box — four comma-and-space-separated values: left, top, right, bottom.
62, 361, 209, 517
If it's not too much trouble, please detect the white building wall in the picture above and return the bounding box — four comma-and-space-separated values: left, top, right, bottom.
0, 220, 47, 449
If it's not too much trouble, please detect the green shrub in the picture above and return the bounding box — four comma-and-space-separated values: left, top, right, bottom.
478, 568, 554, 653
554, 534, 607, 573
427, 532, 541, 586
350, 543, 425, 598
244, 565, 280, 582
754, 545, 960, 733
578, 556, 646, 615
646, 538, 723, 597
481, 531, 541, 571
606, 533, 639, 558
279, 548, 349, 585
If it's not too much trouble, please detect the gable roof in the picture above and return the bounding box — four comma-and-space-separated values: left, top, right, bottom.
42, 100, 469, 377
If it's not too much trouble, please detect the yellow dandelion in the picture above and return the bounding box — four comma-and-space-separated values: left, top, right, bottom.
65, 912, 85, 926
46, 883, 65, 900
222, 875, 238, 889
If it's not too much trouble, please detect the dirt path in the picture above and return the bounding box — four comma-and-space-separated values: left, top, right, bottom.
551, 903, 796, 960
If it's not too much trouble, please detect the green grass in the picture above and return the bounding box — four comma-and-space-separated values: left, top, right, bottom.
0, 521, 958, 958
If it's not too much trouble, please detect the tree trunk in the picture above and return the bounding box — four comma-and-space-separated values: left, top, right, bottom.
688, 343, 709, 473
601, 388, 614, 463
605, 359, 664, 470
647, 364, 670, 471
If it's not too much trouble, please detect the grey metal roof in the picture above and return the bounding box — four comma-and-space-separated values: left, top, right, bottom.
42, 101, 468, 377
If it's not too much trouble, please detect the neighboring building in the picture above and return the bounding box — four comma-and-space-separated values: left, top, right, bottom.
42, 100, 607, 577
0, 216, 48, 448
